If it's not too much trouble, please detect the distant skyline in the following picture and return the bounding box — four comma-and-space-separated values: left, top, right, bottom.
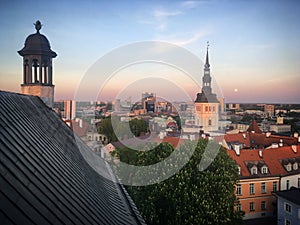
0, 0, 299, 103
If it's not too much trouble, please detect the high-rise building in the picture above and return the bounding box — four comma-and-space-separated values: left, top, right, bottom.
194, 43, 219, 132
18, 20, 57, 108
264, 104, 275, 117
64, 100, 76, 120
142, 92, 156, 113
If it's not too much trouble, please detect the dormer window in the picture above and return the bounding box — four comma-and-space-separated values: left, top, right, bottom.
251, 166, 258, 175
237, 165, 241, 175
261, 166, 268, 174
286, 163, 292, 172
293, 162, 298, 170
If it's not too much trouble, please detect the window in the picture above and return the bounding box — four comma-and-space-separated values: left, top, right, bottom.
250, 202, 255, 211
293, 162, 298, 170
261, 182, 266, 194
261, 201, 266, 210
208, 119, 212, 126
237, 184, 242, 195
237, 204, 242, 212
261, 166, 268, 174
285, 202, 292, 213
250, 183, 255, 195
212, 106, 215, 112
273, 181, 278, 192
205, 106, 208, 112
251, 166, 257, 175
285, 219, 291, 225
298, 177, 300, 188
286, 180, 290, 190
286, 163, 292, 171
237, 166, 241, 175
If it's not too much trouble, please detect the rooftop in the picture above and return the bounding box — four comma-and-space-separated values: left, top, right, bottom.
0, 91, 145, 225
275, 188, 300, 205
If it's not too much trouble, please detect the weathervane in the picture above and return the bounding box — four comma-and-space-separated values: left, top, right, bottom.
34, 20, 42, 33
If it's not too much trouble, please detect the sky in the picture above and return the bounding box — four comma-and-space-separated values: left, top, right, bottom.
0, 0, 299, 103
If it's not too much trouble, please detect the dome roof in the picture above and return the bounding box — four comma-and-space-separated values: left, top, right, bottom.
18, 21, 57, 57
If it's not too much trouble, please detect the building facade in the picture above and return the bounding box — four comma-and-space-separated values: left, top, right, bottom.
275, 188, 300, 225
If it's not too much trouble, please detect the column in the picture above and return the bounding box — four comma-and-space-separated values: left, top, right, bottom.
48, 61, 52, 85
43, 61, 48, 84
39, 60, 43, 84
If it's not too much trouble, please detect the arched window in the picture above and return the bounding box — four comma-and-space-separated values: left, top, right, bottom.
261, 166, 268, 174
251, 166, 258, 175
293, 162, 298, 170
237, 165, 241, 175
32, 59, 39, 83
286, 163, 292, 172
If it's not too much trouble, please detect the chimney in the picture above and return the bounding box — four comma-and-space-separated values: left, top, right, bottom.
294, 132, 299, 138
79, 119, 82, 128
266, 132, 271, 138
292, 145, 297, 153
234, 144, 240, 156
242, 133, 246, 139
259, 150, 263, 158
279, 139, 283, 147
272, 143, 279, 148
298, 136, 300, 143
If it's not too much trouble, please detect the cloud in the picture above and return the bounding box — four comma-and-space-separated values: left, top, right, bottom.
163, 30, 211, 46
181, 1, 202, 9
151, 8, 183, 31
153, 9, 182, 20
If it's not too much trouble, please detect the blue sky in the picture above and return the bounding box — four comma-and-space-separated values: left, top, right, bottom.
0, 0, 299, 103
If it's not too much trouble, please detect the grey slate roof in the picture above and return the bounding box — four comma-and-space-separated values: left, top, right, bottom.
0, 91, 146, 225
275, 188, 300, 205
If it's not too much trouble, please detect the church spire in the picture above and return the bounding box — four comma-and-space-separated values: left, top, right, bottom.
202, 41, 212, 94
205, 41, 210, 68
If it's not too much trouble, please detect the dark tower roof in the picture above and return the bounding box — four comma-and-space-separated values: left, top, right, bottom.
195, 42, 219, 103
18, 20, 57, 57
205, 46, 210, 68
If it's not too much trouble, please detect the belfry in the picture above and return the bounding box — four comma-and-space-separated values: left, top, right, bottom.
18, 20, 57, 108
194, 42, 219, 132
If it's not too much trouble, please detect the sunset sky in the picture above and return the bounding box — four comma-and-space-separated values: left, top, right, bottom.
0, 0, 299, 103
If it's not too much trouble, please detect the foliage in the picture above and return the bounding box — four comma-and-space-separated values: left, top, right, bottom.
129, 118, 149, 137
97, 116, 117, 142
112, 139, 243, 225
97, 117, 149, 142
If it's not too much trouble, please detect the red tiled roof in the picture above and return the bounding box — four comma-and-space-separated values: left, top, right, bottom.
224, 132, 251, 147
225, 132, 297, 149
247, 120, 262, 133
227, 145, 300, 178
69, 120, 89, 137
161, 136, 188, 148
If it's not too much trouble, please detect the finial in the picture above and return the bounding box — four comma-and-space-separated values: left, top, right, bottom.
34, 20, 42, 33
207, 41, 209, 51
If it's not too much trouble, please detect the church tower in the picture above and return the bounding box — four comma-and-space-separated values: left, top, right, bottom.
18, 20, 57, 108
194, 43, 219, 132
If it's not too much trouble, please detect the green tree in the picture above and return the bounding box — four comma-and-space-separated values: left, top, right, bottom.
97, 117, 117, 142
112, 139, 243, 225
129, 118, 149, 137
